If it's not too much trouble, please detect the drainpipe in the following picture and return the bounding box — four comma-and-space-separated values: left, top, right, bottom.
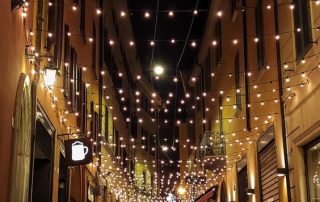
273, 1, 292, 201
242, 0, 251, 132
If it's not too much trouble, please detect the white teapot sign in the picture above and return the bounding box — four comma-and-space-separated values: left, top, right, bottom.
65, 138, 92, 166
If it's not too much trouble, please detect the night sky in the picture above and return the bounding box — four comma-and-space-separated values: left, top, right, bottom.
127, 0, 210, 164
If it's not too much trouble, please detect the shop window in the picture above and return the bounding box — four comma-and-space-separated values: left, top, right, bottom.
293, 0, 312, 60
304, 137, 320, 201
257, 126, 280, 201
234, 52, 241, 109
87, 184, 95, 202
255, 1, 265, 70
237, 157, 248, 202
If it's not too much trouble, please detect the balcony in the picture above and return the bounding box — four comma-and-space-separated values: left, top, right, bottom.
200, 131, 226, 171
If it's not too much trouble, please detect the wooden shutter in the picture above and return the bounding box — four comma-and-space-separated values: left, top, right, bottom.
258, 140, 280, 201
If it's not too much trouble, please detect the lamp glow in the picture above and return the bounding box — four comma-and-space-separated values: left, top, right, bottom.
154, 65, 164, 75
44, 67, 57, 87
178, 186, 186, 195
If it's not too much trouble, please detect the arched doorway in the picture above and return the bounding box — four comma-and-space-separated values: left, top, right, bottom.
10, 74, 32, 202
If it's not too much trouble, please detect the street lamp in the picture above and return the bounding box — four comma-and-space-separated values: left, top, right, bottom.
177, 186, 186, 195
44, 65, 57, 87
154, 65, 164, 76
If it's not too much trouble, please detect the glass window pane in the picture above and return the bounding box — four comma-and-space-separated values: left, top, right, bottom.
306, 142, 320, 201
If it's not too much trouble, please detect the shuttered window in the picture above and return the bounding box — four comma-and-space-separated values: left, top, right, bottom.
293, 0, 312, 60
258, 139, 280, 201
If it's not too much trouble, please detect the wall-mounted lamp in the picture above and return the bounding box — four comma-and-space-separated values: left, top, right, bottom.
247, 188, 254, 195
44, 65, 57, 87
277, 168, 287, 177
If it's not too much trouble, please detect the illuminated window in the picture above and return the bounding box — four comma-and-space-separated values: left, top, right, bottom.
304, 137, 320, 201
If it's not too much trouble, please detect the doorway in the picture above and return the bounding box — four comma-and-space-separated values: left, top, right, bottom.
58, 153, 68, 202
30, 110, 55, 202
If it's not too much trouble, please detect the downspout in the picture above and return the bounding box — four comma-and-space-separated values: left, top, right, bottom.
273, 1, 292, 201
242, 0, 251, 132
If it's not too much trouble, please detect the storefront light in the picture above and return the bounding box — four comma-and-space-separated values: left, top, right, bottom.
277, 168, 287, 177
247, 188, 254, 195
44, 66, 57, 87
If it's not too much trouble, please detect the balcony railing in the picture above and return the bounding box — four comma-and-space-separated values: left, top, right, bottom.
200, 131, 226, 158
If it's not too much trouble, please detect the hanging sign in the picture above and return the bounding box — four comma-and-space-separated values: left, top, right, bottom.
65, 138, 93, 166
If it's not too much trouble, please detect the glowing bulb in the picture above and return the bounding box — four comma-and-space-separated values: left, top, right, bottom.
154, 65, 164, 75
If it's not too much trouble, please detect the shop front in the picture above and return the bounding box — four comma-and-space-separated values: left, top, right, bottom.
304, 137, 320, 201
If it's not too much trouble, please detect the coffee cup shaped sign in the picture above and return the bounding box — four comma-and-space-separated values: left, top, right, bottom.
71, 141, 89, 161
65, 138, 92, 166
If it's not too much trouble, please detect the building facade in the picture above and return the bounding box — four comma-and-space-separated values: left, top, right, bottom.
180, 0, 320, 201
0, 0, 161, 201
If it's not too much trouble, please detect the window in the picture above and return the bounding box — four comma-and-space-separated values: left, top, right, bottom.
215, 19, 222, 66
293, 0, 312, 60
76, 69, 83, 127
304, 137, 320, 201
70, 48, 79, 112
218, 96, 223, 134
230, 0, 240, 23
204, 49, 211, 92
255, 0, 265, 70
92, 22, 97, 78
142, 171, 147, 191
130, 114, 137, 138
63, 25, 71, 99
99, 10, 104, 68
105, 106, 109, 141
11, 0, 25, 9
196, 80, 202, 112
234, 52, 241, 109
80, 0, 86, 41
115, 130, 119, 156
46, 0, 64, 70
80, 82, 87, 133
